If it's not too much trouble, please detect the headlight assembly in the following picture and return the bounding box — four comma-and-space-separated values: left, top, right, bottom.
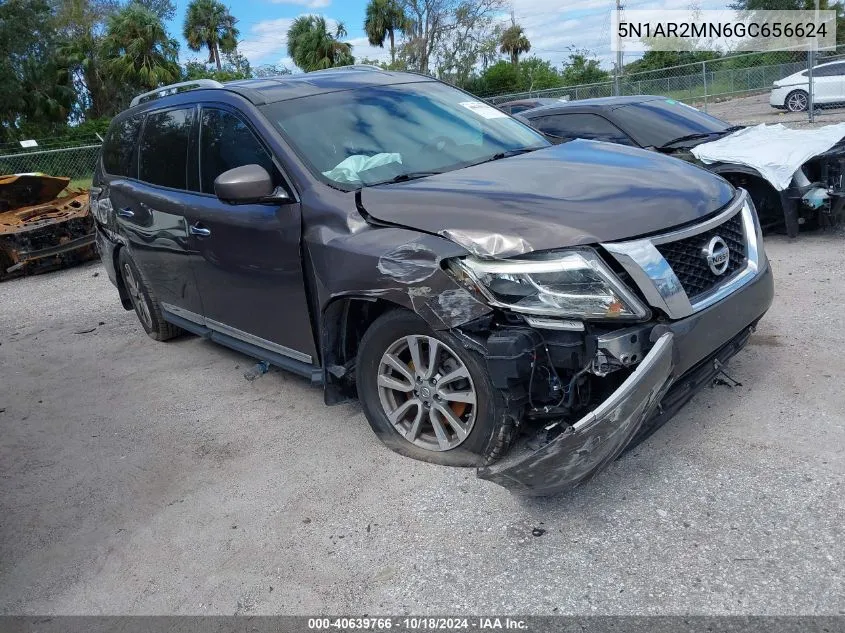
448, 249, 649, 320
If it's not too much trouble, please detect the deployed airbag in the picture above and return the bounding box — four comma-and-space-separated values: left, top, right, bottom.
323, 153, 402, 184
691, 123, 845, 190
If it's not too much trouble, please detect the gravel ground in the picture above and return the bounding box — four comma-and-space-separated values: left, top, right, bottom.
1, 229, 844, 615
705, 92, 845, 128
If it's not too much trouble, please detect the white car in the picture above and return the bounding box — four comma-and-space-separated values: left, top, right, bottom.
770, 60, 845, 112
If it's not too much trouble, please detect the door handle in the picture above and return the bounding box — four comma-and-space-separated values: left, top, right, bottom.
189, 223, 211, 237
117, 207, 135, 218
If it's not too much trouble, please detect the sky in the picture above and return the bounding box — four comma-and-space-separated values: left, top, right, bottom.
165, 0, 730, 73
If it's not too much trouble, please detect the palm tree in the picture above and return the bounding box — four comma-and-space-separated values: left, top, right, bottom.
287, 16, 354, 72
183, 0, 239, 71
101, 4, 180, 89
499, 23, 530, 67
364, 0, 408, 65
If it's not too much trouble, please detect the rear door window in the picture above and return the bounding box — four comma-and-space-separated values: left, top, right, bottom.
532, 113, 635, 145
814, 63, 841, 76
102, 115, 143, 177
138, 108, 193, 189
198, 108, 279, 195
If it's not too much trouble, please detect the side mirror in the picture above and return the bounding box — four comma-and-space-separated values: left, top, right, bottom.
214, 164, 290, 204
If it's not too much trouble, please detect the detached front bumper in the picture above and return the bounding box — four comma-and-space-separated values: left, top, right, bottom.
478, 263, 774, 496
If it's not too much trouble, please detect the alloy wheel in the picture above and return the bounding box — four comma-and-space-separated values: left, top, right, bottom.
123, 263, 153, 329
787, 91, 808, 112
376, 334, 477, 452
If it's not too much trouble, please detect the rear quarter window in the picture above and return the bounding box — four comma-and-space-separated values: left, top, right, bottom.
102, 115, 143, 177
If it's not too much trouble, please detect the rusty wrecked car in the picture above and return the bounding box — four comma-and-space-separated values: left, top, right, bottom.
92, 70, 774, 496
0, 173, 96, 280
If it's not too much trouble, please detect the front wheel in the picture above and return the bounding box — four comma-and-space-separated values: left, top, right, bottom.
785, 89, 809, 112
356, 310, 515, 467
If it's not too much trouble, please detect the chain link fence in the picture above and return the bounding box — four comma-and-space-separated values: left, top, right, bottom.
0, 136, 102, 189
486, 45, 845, 124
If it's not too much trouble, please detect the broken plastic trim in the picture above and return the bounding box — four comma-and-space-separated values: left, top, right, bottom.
477, 332, 674, 496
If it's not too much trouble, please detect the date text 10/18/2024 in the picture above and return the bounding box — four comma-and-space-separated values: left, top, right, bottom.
308, 618, 529, 631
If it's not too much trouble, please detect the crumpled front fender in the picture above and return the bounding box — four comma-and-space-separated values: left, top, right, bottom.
477, 332, 675, 497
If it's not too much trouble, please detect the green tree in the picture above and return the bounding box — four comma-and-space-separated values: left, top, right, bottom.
624, 50, 721, 75
0, 0, 75, 141
134, 0, 177, 21
357, 57, 409, 70
287, 16, 354, 72
184, 50, 252, 81
434, 0, 504, 87
479, 60, 520, 95
54, 0, 122, 121
517, 57, 562, 91
183, 0, 239, 72
364, 0, 408, 64
499, 23, 530, 66
101, 3, 180, 91
560, 53, 609, 85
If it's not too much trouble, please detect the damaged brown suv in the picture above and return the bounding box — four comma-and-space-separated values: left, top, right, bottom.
93, 69, 774, 496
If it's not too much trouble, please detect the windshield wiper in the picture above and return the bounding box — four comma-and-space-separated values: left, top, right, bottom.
659, 132, 720, 148
386, 170, 444, 183
660, 126, 747, 149
472, 147, 541, 166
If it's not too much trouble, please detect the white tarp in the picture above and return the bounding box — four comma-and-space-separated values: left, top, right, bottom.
690, 122, 845, 191
323, 153, 402, 184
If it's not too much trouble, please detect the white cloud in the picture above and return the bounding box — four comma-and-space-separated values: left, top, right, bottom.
508, 0, 730, 68
346, 36, 391, 63
238, 17, 295, 63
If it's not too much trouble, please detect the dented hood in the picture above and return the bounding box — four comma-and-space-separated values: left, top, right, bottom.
361, 140, 735, 257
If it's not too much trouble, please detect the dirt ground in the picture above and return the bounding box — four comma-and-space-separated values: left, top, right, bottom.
705, 92, 845, 128
1, 230, 844, 615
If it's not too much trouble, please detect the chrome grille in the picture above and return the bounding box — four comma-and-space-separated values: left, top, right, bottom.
601, 190, 764, 321
655, 212, 746, 300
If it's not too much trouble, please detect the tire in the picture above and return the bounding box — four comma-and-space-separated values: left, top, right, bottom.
785, 89, 809, 112
356, 309, 516, 467
117, 248, 182, 341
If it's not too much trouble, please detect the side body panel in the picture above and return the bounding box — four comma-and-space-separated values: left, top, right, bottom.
112, 179, 205, 316
184, 196, 316, 361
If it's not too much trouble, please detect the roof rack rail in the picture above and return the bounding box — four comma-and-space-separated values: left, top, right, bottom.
130, 79, 224, 107
306, 64, 383, 74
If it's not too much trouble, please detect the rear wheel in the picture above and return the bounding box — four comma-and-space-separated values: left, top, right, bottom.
356, 310, 515, 467
785, 89, 809, 112
117, 249, 182, 341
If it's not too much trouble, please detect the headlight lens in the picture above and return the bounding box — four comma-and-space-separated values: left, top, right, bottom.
450, 249, 649, 320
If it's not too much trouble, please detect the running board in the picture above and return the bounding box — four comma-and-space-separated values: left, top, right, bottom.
162, 311, 323, 385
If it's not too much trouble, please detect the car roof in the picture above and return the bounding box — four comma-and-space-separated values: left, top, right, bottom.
499, 97, 565, 106
521, 95, 665, 117
123, 68, 436, 116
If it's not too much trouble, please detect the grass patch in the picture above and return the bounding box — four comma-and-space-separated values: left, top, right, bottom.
67, 176, 93, 191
